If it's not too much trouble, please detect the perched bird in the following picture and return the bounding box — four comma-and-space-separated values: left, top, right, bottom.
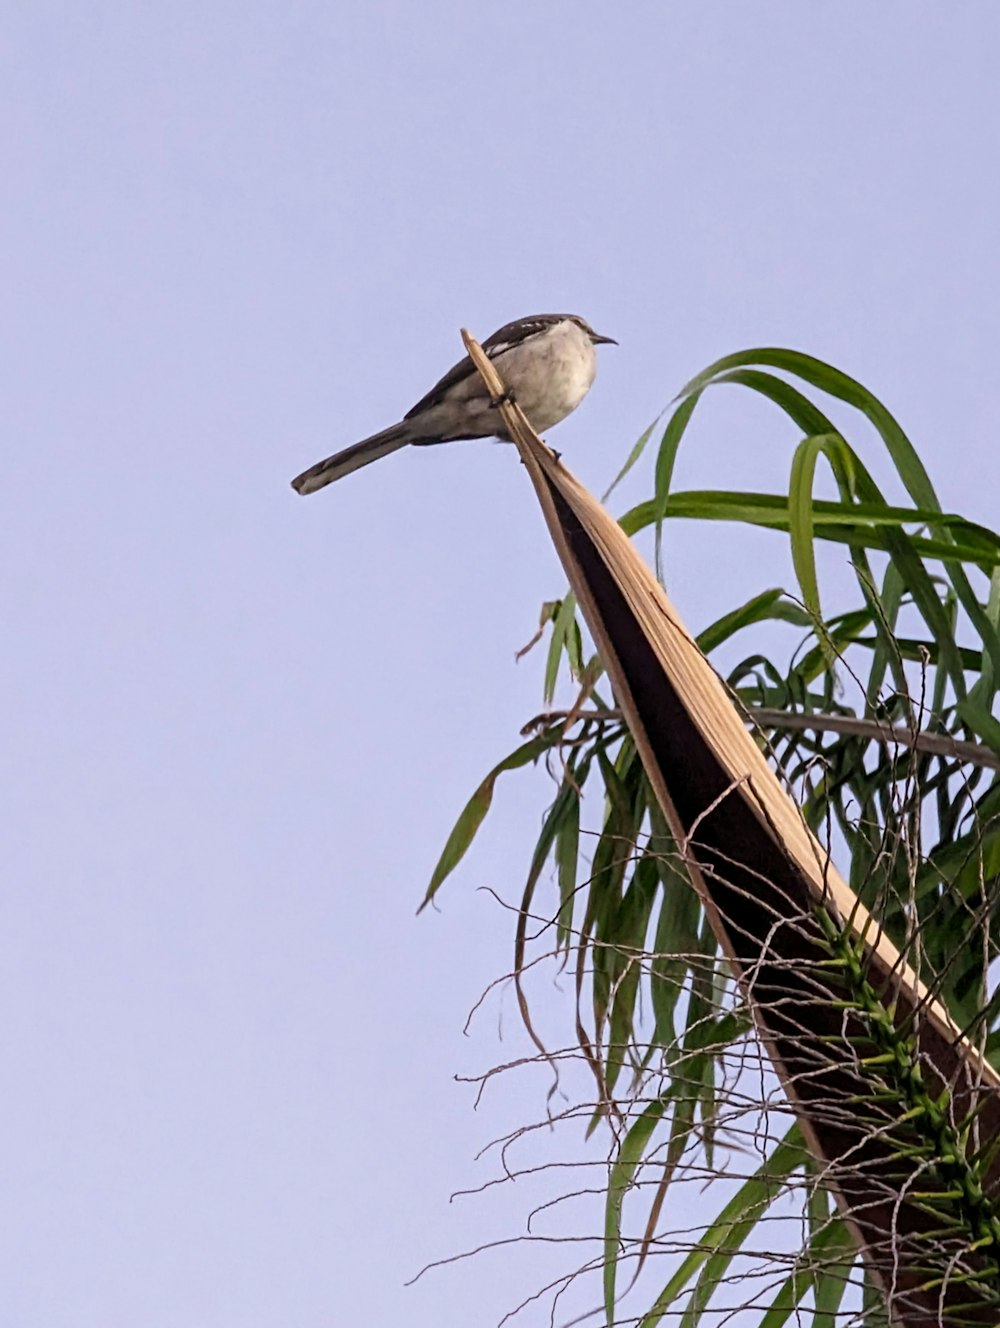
290, 313, 616, 495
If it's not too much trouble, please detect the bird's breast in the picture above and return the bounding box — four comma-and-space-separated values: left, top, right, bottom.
494, 323, 598, 433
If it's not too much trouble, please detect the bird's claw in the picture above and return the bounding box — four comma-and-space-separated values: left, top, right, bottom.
490, 388, 517, 409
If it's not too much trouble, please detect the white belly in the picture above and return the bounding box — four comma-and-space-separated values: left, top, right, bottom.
494, 321, 598, 432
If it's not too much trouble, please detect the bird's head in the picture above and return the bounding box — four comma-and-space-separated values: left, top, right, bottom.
566, 315, 617, 346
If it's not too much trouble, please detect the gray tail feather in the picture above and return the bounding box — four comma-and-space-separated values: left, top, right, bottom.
291, 422, 414, 495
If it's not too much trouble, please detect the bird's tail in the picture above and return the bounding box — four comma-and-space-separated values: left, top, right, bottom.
290, 422, 414, 495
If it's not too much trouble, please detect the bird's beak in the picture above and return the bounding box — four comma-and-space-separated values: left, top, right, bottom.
591, 332, 618, 345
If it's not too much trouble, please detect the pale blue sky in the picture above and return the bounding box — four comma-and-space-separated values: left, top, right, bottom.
3, 4, 999, 1325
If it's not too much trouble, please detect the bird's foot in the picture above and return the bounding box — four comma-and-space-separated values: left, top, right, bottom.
490, 388, 517, 409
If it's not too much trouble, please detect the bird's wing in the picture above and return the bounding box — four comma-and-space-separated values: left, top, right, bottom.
402, 352, 477, 420
403, 315, 567, 420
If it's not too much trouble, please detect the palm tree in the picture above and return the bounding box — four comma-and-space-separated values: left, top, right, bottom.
427, 343, 1000, 1328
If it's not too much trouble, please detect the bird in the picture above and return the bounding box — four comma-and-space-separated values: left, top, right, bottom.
290, 313, 616, 495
